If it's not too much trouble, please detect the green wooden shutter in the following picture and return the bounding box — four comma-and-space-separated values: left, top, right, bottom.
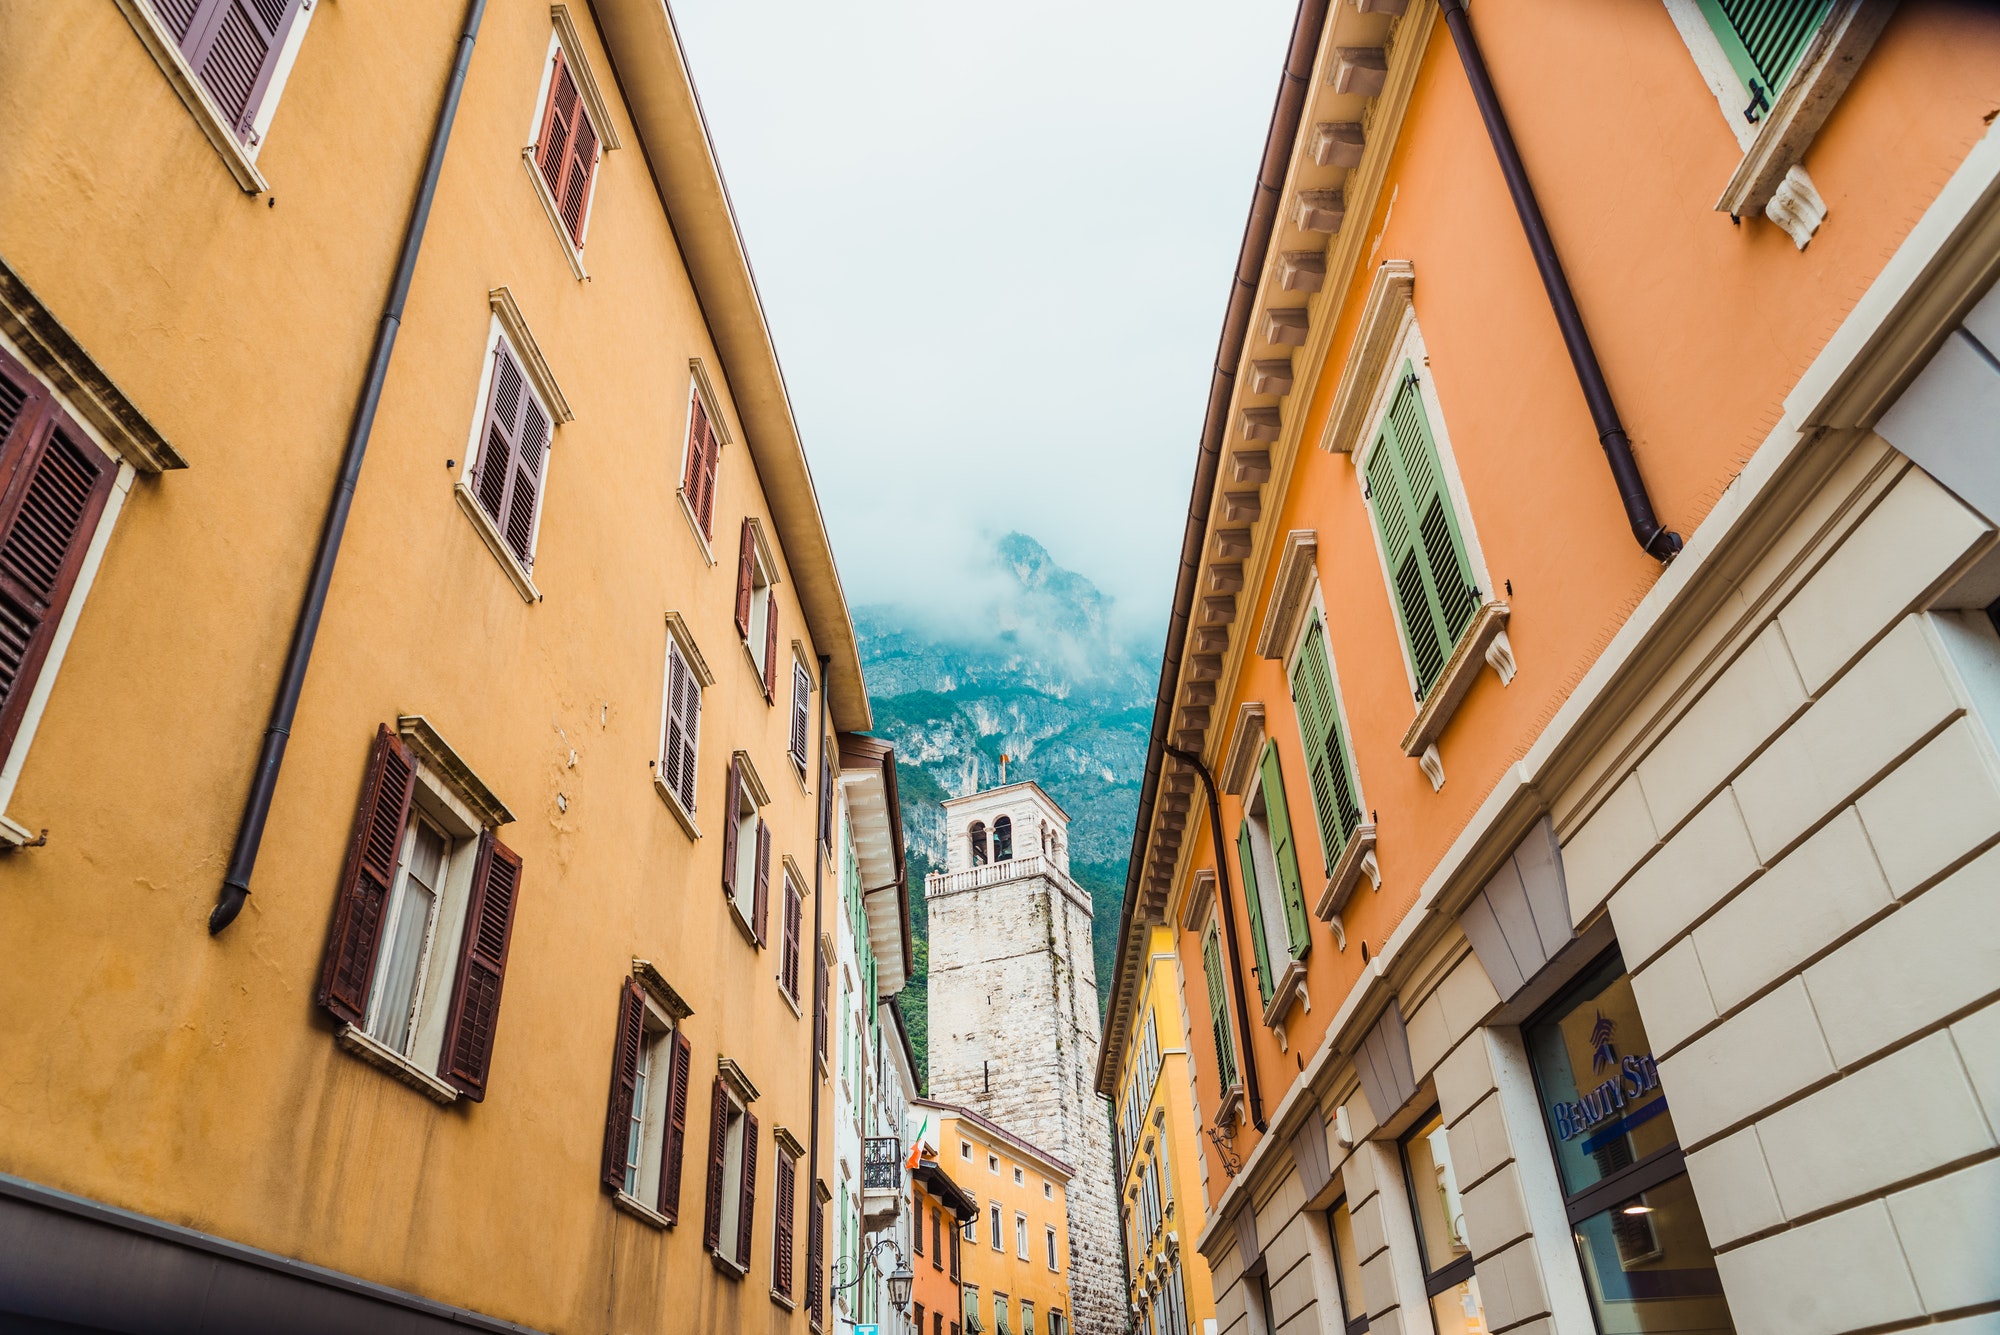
1290, 610, 1363, 867
1259, 743, 1312, 960
1202, 927, 1237, 1091
1366, 365, 1478, 699
1237, 824, 1274, 1004
1695, 0, 1834, 120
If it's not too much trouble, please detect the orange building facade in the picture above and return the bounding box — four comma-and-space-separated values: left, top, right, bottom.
1102, 3, 2000, 1335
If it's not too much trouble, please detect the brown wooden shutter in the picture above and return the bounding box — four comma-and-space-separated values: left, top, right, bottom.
789, 661, 811, 766
695, 415, 719, 537
735, 519, 756, 638
950, 1222, 961, 1280
813, 945, 829, 1065
737, 1109, 759, 1266
773, 1148, 796, 1297
658, 1026, 693, 1224
315, 724, 416, 1026
753, 817, 771, 947
438, 831, 524, 1101
600, 978, 646, 1194
703, 1078, 731, 1252
536, 49, 580, 203
763, 597, 779, 701
167, 0, 307, 140
782, 881, 803, 999
557, 97, 599, 248
720, 755, 741, 900
807, 1191, 825, 1329
0, 351, 116, 762
682, 393, 708, 501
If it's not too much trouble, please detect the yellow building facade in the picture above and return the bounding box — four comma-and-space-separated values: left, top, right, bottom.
920, 1100, 1077, 1335
0, 2, 882, 1332
1101, 924, 1218, 1335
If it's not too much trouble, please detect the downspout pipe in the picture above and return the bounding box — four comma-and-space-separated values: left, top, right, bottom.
210, 0, 489, 934
1437, 0, 1682, 564
1163, 744, 1265, 1135
806, 654, 832, 1309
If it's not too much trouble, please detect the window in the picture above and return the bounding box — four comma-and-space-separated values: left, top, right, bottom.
601, 978, 692, 1223
950, 1215, 962, 1281
772, 1136, 799, 1304
989, 1153, 1000, 1175
932, 1205, 944, 1267
1525, 950, 1732, 1332
1401, 1108, 1486, 1335
528, 33, 604, 256
679, 376, 724, 545
655, 616, 708, 827
807, 1188, 826, 1330
990, 1202, 1003, 1250
1328, 1199, 1369, 1335
721, 754, 772, 947
1013, 1166, 1025, 1186
0, 345, 121, 795
1237, 743, 1311, 1006
1044, 1180, 1054, 1201
961, 1140, 974, 1161
1362, 365, 1479, 701
1048, 1312, 1065, 1335
463, 331, 556, 588
1291, 607, 1364, 866
963, 1202, 977, 1244
703, 1069, 760, 1274
317, 724, 522, 1102
995, 1293, 1012, 1335
970, 820, 988, 866
1046, 1224, 1058, 1269
735, 519, 779, 700
1023, 1301, 1036, 1335
993, 814, 1013, 861
139, 0, 308, 145
962, 1286, 983, 1335
1200, 923, 1239, 1093
779, 871, 805, 1004
1015, 1212, 1028, 1258
1694, 0, 1833, 123
789, 657, 813, 771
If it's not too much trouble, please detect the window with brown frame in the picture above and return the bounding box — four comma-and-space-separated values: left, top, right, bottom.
702, 1072, 759, 1276
532, 44, 601, 249
600, 977, 691, 1224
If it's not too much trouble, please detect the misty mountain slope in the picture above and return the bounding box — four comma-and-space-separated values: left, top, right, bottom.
860, 533, 1158, 1083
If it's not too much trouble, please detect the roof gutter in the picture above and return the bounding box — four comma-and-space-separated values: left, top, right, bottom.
1101, 0, 1329, 1089
1437, 0, 1681, 562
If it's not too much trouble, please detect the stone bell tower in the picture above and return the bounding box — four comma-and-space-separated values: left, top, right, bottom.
925, 781, 1121, 1335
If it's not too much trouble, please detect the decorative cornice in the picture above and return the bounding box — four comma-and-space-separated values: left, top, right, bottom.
395, 715, 515, 828
1219, 704, 1267, 797
1319, 260, 1414, 454
663, 611, 715, 685
1181, 870, 1217, 934
549, 4, 624, 151
632, 960, 695, 1020
1255, 531, 1320, 660
488, 288, 573, 424
718, 1056, 760, 1103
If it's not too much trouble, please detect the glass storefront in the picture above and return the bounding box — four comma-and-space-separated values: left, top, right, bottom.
1525, 951, 1735, 1333
1328, 1199, 1369, 1334
1401, 1108, 1488, 1335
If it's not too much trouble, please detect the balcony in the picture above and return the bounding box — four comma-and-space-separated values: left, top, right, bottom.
925, 853, 1074, 898
861, 1136, 902, 1227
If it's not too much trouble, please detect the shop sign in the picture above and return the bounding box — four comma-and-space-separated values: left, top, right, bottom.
1547, 1012, 1661, 1141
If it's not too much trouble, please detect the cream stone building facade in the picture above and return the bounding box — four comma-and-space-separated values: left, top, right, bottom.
927, 782, 1124, 1335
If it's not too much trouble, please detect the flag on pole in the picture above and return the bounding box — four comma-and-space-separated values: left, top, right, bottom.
906, 1116, 930, 1172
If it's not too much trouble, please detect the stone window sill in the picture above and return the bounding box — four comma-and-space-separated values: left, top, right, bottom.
113, 0, 266, 193
677, 489, 716, 566
1314, 821, 1379, 939
612, 1191, 672, 1230
1216, 1084, 1245, 1130
1400, 601, 1513, 788
654, 773, 701, 840
1260, 959, 1310, 1031
0, 814, 45, 848
454, 482, 541, 604
336, 1024, 457, 1105
711, 1250, 748, 1281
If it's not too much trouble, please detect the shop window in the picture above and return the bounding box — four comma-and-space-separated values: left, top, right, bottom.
1327, 1198, 1370, 1334
1525, 950, 1735, 1332
1400, 1108, 1486, 1334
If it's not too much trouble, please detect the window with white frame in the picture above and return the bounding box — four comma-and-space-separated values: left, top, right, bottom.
779, 865, 805, 1005
1290, 601, 1365, 867
989, 1202, 1003, 1250
458, 311, 566, 597
735, 518, 780, 699
317, 723, 522, 1103
963, 1200, 978, 1243
703, 1062, 760, 1274
1235, 742, 1310, 1008
600, 976, 691, 1224
1046, 1224, 1058, 1270
1013, 1166, 1024, 1186
720, 752, 773, 947
126, 0, 317, 185
1015, 1212, 1028, 1259
656, 614, 709, 829
678, 370, 724, 548
524, 18, 619, 266
1043, 1180, 1053, 1201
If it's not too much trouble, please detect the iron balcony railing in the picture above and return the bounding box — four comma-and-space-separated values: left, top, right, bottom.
862, 1136, 901, 1191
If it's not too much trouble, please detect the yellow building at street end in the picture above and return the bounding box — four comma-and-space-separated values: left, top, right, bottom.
1098, 923, 1218, 1335
919, 1098, 1078, 1335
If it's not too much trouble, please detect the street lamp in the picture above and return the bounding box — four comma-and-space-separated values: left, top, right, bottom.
830, 1237, 916, 1314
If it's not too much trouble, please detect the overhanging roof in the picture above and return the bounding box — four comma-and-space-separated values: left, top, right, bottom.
840, 733, 912, 992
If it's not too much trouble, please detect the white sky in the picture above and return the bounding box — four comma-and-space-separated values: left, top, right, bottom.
668, 0, 1297, 634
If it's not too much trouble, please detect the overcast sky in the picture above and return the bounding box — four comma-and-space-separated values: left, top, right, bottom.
668, 0, 1297, 636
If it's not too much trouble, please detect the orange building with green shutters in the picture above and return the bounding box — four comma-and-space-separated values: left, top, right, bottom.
0, 2, 895, 1333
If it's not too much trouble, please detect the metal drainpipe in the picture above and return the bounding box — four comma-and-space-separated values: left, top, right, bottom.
210, 0, 491, 934
1437, 0, 1683, 564
1162, 744, 1266, 1134
807, 653, 832, 1317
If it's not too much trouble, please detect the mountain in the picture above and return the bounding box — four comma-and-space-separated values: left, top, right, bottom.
860, 533, 1157, 1085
